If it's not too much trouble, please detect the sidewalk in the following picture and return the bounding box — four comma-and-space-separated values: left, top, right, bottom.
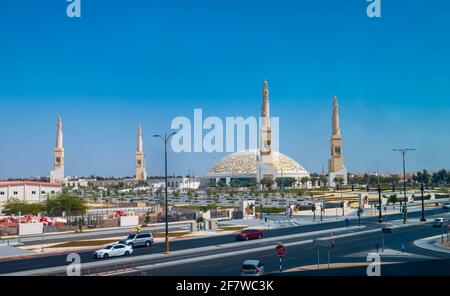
414, 235, 450, 254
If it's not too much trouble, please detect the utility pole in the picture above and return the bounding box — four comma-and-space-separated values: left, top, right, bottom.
392, 148, 416, 224
154, 132, 177, 255
420, 183, 426, 222
377, 162, 383, 223
321, 165, 325, 222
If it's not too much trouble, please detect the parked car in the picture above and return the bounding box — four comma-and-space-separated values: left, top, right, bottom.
119, 232, 154, 248
433, 218, 449, 227
381, 223, 395, 234
240, 260, 264, 276
235, 229, 263, 241
93, 243, 133, 259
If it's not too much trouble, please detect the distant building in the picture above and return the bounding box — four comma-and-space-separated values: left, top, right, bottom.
65, 178, 93, 188
0, 181, 62, 207
150, 177, 201, 191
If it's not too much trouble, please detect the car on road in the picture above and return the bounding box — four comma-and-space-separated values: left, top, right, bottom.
235, 229, 263, 241
433, 218, 449, 227
119, 232, 154, 248
93, 243, 133, 259
240, 260, 264, 276
381, 223, 396, 233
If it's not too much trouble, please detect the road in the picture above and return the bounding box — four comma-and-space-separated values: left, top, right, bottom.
1, 207, 448, 275
127, 222, 450, 276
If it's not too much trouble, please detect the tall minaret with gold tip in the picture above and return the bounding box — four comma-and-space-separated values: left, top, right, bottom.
135, 124, 147, 181
328, 96, 347, 186
50, 117, 65, 183
257, 80, 276, 183
260, 80, 273, 164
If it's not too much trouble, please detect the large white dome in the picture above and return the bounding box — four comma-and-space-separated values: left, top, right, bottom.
205, 149, 309, 179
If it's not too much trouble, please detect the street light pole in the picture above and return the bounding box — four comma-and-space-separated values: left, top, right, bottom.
378, 184, 383, 223
392, 148, 415, 225
154, 132, 177, 255
420, 183, 426, 222
321, 165, 325, 222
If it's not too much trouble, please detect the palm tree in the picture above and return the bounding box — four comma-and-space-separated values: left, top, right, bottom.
333, 176, 344, 188
310, 176, 318, 189
300, 177, 310, 189
319, 175, 328, 188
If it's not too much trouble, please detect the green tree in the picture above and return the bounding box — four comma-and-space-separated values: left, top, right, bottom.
144, 211, 152, 226
334, 176, 344, 188
261, 177, 274, 189
319, 175, 328, 188
2, 199, 43, 215
310, 175, 318, 188
388, 194, 398, 205
300, 177, 310, 189
43, 192, 87, 216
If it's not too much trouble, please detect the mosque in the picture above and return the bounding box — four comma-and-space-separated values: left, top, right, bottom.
47, 81, 346, 188
205, 81, 310, 186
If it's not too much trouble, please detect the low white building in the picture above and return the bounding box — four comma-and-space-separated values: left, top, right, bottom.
0, 181, 62, 206
150, 177, 201, 191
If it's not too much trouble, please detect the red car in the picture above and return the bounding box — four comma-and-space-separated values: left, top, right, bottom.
236, 229, 264, 241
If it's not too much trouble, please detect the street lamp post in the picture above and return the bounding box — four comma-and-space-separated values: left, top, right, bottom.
420, 183, 426, 222
257, 154, 263, 221
154, 132, 177, 255
392, 148, 415, 224
378, 184, 383, 223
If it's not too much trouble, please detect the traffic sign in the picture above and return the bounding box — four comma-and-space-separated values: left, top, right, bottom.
275, 244, 286, 256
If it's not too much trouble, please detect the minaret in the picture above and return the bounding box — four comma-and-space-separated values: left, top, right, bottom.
328, 96, 347, 185
259, 80, 273, 164
50, 117, 65, 183
256, 80, 276, 184
135, 124, 147, 181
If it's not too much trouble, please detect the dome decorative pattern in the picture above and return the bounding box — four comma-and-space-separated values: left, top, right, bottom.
206, 149, 309, 178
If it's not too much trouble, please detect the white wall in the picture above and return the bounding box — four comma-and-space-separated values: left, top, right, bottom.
18, 223, 44, 236
119, 216, 139, 227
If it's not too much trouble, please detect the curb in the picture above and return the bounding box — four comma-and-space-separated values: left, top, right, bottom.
413, 235, 450, 254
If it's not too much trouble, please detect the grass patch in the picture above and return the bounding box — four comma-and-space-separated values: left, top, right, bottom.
152, 231, 191, 238
217, 226, 246, 232
49, 239, 119, 248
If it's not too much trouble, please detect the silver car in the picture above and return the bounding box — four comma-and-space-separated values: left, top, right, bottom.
119, 232, 154, 248
240, 260, 264, 276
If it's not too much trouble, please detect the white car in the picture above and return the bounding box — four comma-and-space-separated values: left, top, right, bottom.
240, 260, 264, 276
433, 218, 449, 227
93, 243, 133, 259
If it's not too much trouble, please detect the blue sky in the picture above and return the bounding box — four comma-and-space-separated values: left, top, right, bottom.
0, 0, 449, 178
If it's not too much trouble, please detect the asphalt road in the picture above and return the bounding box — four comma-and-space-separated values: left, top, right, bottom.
0, 207, 448, 275
131, 223, 450, 276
